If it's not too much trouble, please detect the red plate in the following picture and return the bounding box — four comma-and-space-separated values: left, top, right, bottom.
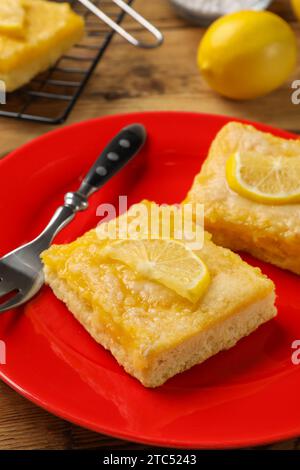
0, 112, 300, 449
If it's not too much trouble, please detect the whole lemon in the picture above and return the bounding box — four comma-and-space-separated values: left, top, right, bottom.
198, 11, 297, 100
291, 0, 300, 20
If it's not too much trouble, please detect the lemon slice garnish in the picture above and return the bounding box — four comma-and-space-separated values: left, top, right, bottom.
0, 0, 25, 38
103, 239, 210, 303
226, 150, 300, 205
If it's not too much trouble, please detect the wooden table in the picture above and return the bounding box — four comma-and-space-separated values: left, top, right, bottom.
0, 0, 300, 450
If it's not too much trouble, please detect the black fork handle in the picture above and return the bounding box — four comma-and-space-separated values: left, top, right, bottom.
78, 123, 147, 197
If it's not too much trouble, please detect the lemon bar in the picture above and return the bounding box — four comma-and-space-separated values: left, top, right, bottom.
186, 122, 300, 274
41, 202, 276, 387
0, 0, 84, 92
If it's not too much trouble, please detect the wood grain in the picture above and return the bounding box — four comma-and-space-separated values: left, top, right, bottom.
0, 0, 300, 450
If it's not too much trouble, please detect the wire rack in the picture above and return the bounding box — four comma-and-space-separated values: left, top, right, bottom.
0, 0, 134, 124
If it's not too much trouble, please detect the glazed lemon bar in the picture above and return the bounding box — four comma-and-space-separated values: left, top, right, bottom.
186, 122, 300, 274
41, 202, 276, 387
0, 0, 84, 92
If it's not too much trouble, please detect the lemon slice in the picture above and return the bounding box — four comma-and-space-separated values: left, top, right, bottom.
226, 151, 300, 205
0, 0, 25, 38
103, 239, 210, 303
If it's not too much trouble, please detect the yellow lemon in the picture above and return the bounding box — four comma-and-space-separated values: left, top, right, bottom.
198, 11, 297, 100
226, 150, 300, 205
103, 239, 210, 303
291, 0, 300, 20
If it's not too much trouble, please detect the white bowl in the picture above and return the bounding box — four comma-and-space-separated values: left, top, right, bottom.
169, 0, 274, 25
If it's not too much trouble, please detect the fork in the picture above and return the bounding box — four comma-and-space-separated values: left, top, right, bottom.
0, 123, 146, 313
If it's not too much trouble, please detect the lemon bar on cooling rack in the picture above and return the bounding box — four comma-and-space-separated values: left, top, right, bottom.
41, 201, 276, 387
0, 0, 84, 92
186, 122, 300, 275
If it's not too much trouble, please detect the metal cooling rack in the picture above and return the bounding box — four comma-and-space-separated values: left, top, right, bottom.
0, 0, 134, 124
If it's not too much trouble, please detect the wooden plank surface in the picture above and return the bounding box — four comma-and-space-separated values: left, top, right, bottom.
0, 0, 300, 450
